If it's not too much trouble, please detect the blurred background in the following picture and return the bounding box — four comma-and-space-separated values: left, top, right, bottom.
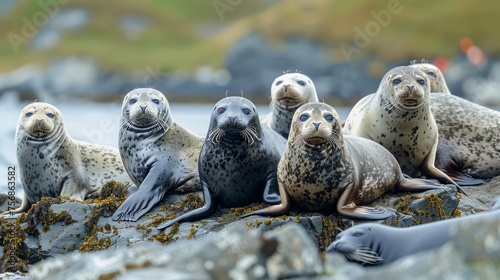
0, 0, 499, 194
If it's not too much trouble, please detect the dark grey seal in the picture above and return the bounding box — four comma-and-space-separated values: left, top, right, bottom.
328, 198, 500, 266
112, 88, 203, 222
157, 96, 285, 230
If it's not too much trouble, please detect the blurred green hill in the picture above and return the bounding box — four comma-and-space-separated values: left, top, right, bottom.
0, 0, 498, 74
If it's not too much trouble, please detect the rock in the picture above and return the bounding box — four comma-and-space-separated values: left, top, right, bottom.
0, 194, 22, 213
1, 177, 498, 277
30, 223, 320, 280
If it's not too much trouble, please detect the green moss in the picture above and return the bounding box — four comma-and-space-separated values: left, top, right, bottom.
149, 223, 180, 244
318, 216, 349, 253
79, 235, 111, 252
20, 197, 73, 235
0, 217, 28, 273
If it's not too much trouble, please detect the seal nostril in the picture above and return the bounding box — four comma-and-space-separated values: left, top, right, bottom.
283, 84, 290, 92
36, 119, 43, 126
140, 106, 147, 114
406, 85, 414, 94
313, 122, 321, 131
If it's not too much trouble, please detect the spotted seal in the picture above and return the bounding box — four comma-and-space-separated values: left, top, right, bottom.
243, 103, 445, 220
157, 96, 285, 230
3, 102, 132, 215
410, 62, 451, 94
261, 72, 319, 138
328, 198, 500, 266
430, 92, 500, 185
112, 88, 204, 222
343, 66, 463, 192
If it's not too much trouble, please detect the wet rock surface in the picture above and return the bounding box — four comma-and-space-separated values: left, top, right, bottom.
0, 177, 498, 279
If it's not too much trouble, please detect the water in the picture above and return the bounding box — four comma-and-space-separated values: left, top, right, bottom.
0, 98, 351, 198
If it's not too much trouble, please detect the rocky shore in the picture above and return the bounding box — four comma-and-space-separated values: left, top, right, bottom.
1, 176, 498, 279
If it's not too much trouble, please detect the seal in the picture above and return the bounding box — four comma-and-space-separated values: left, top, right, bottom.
112, 88, 204, 222
243, 103, 445, 220
328, 199, 500, 266
157, 96, 285, 230
261, 72, 319, 138
409, 62, 451, 94
343, 66, 463, 191
4, 102, 132, 215
430, 92, 500, 185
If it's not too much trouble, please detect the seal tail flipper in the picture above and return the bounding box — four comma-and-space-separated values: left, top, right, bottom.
1, 193, 31, 215
336, 188, 392, 220
262, 171, 281, 205
241, 184, 291, 218
444, 171, 486, 186
156, 182, 215, 230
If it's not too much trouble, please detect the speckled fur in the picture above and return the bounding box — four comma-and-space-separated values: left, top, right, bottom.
281, 103, 401, 213
12, 102, 132, 213
432, 93, 500, 178
113, 88, 203, 221
200, 96, 286, 207
410, 63, 451, 94
344, 66, 440, 178
261, 73, 319, 138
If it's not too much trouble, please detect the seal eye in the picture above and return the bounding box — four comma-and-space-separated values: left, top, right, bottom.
324, 114, 334, 123
392, 78, 402, 86
352, 232, 364, 237
297, 80, 306, 86
417, 79, 426, 86
129, 98, 137, 105
46, 113, 55, 119
275, 81, 283, 86
25, 112, 33, 118
242, 108, 251, 115
299, 113, 310, 122
151, 99, 160, 104
217, 107, 226, 114
426, 71, 436, 77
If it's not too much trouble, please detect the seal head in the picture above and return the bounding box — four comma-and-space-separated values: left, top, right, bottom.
261, 73, 319, 138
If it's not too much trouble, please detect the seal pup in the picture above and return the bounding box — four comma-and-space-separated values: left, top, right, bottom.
243, 103, 445, 220
328, 199, 500, 266
157, 96, 285, 230
4, 102, 132, 215
410, 62, 451, 94
343, 66, 463, 192
261, 72, 319, 138
112, 88, 204, 222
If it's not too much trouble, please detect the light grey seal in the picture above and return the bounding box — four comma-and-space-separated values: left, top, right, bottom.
243, 103, 445, 220
410, 62, 451, 94
328, 198, 500, 266
157, 96, 285, 230
343, 66, 463, 192
4, 102, 132, 215
112, 88, 204, 222
261, 72, 319, 138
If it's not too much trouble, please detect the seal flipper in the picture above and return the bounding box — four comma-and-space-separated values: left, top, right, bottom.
156, 180, 216, 230
336, 187, 392, 220
443, 170, 486, 186
112, 163, 182, 222
262, 171, 281, 204
241, 183, 291, 218
397, 177, 445, 192
1, 193, 32, 215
